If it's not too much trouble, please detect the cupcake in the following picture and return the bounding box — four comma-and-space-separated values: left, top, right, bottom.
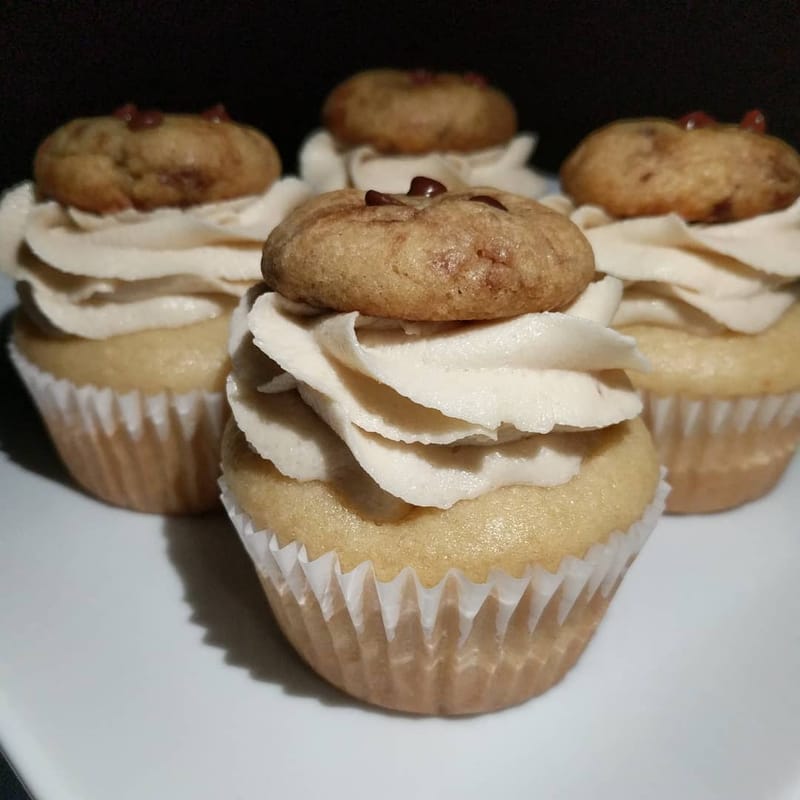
556, 112, 800, 513
220, 177, 668, 715
0, 103, 311, 513
299, 69, 547, 197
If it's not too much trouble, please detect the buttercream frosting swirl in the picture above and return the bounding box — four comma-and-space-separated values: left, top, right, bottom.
543, 195, 800, 334
0, 179, 311, 338
228, 276, 646, 510
300, 129, 548, 197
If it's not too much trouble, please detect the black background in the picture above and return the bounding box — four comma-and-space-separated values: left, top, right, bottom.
1, 0, 798, 189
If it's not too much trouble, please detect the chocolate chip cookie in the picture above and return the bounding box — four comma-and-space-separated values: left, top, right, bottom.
34, 104, 282, 212
322, 69, 517, 155
262, 177, 594, 320
561, 115, 800, 222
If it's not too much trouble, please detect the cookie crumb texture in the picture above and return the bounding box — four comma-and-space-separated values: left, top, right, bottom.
561, 118, 800, 222
323, 69, 517, 154
262, 187, 594, 320
34, 114, 282, 212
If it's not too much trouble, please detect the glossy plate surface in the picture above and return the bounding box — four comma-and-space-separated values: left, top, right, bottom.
1, 278, 799, 800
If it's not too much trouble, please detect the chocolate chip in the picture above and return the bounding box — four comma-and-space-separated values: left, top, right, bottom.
158, 168, 211, 192
710, 197, 733, 220
469, 195, 508, 211
677, 111, 716, 130
128, 109, 164, 131
407, 176, 447, 197
409, 69, 435, 85
740, 109, 767, 133
463, 71, 487, 88
201, 103, 231, 123
112, 103, 138, 122
365, 190, 407, 206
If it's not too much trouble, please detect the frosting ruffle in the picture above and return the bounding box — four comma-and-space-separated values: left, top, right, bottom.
543, 195, 800, 334
228, 276, 646, 509
300, 129, 548, 197
0, 179, 311, 338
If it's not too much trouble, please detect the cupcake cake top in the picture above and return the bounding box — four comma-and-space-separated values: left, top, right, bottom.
34, 103, 282, 213
552, 111, 800, 337
560, 112, 800, 222
0, 104, 310, 339
262, 179, 594, 320
322, 68, 517, 155
228, 178, 647, 512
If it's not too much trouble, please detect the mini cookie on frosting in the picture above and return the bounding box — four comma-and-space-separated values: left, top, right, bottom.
262, 179, 593, 320
300, 69, 547, 196
561, 112, 800, 222
558, 111, 800, 513
323, 69, 516, 154
0, 103, 310, 514
221, 176, 667, 715
35, 104, 282, 213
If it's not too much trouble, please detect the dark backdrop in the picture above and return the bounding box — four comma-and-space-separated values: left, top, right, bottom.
1, 0, 798, 188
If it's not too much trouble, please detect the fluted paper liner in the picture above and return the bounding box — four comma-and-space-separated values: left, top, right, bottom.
640, 389, 800, 513
10, 342, 227, 513
220, 472, 669, 715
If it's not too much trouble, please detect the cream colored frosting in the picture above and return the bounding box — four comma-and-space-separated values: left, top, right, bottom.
543, 195, 800, 334
300, 129, 548, 197
228, 276, 646, 509
0, 179, 311, 338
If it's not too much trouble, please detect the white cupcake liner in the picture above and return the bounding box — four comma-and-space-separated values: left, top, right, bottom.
10, 341, 227, 513
639, 388, 800, 512
222, 475, 668, 637
220, 470, 668, 713
642, 388, 800, 439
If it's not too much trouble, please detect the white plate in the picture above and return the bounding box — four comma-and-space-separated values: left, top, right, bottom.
1, 276, 799, 800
